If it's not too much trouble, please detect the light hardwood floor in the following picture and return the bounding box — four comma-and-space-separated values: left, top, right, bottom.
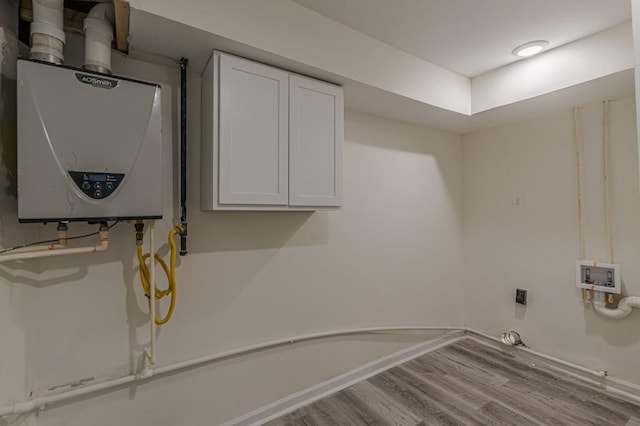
265, 338, 640, 426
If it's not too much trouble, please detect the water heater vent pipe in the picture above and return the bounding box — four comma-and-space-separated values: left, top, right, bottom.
30, 0, 65, 64
83, 2, 115, 74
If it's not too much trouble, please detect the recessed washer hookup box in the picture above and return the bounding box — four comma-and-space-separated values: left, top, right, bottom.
576, 260, 620, 294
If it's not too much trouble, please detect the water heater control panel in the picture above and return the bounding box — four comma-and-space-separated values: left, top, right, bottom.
69, 171, 124, 199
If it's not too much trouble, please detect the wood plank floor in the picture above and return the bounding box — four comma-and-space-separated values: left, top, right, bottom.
265, 338, 640, 426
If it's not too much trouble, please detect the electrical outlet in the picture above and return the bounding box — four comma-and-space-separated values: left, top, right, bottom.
516, 289, 528, 305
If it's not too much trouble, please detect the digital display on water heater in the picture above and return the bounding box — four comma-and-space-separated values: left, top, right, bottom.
89, 174, 107, 182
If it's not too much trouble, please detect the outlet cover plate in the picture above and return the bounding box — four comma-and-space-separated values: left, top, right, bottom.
516, 289, 527, 305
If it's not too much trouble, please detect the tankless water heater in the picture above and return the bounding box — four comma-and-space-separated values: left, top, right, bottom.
17, 58, 163, 222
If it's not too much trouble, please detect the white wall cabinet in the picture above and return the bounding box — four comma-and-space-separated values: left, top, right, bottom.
289, 75, 343, 207
218, 54, 289, 206
201, 51, 343, 210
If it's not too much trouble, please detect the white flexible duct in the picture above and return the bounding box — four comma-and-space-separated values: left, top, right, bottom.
83, 2, 115, 74
593, 292, 640, 320
30, 0, 65, 64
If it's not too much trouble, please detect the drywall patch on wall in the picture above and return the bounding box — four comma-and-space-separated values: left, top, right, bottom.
462, 95, 640, 385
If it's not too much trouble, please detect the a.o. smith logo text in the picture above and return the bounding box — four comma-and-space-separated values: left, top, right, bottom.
75, 73, 118, 89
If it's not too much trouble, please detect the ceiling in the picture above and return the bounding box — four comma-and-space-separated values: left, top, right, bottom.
291, 0, 631, 77
126, 0, 636, 134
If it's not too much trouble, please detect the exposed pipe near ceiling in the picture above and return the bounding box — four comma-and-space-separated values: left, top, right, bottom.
30, 0, 65, 64
83, 2, 115, 74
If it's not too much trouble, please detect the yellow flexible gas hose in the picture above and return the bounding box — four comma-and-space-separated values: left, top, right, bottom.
137, 225, 181, 324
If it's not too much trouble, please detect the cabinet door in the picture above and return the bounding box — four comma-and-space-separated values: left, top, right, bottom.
289, 75, 343, 207
218, 54, 289, 205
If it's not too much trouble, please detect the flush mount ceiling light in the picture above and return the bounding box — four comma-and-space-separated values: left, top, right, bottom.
512, 40, 549, 57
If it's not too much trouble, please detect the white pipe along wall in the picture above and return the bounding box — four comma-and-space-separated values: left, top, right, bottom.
0, 226, 109, 263
5, 224, 67, 254
0, 326, 460, 418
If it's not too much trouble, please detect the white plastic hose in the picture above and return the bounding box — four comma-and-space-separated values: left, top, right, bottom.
30, 0, 65, 64
593, 292, 640, 320
83, 2, 115, 73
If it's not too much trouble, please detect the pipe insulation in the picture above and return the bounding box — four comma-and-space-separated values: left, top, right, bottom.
593, 292, 640, 320
83, 2, 115, 74
30, 0, 65, 64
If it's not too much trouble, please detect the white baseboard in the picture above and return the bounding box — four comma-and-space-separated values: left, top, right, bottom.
221, 329, 465, 426
466, 330, 640, 405
224, 327, 640, 426
604, 376, 640, 404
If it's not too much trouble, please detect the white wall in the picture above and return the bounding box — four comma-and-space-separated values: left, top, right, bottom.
0, 33, 464, 424
463, 96, 640, 384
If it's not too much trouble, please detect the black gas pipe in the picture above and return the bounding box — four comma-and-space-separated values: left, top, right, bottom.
179, 57, 188, 256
